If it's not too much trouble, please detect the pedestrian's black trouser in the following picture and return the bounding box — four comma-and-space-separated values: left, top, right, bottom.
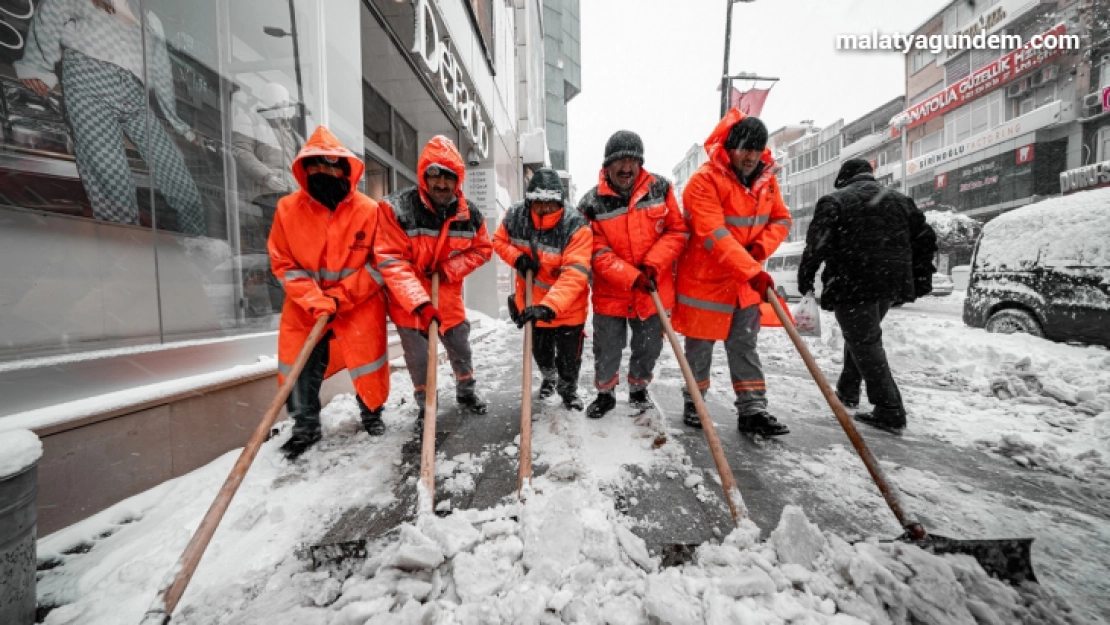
833, 301, 904, 416
533, 324, 586, 397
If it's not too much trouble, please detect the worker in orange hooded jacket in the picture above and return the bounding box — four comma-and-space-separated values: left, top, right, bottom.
375, 136, 493, 431
673, 111, 793, 436
577, 130, 689, 419
268, 126, 390, 460
492, 168, 593, 410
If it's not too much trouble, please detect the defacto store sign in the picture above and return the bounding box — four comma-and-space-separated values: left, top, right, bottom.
1060, 160, 1110, 195
412, 0, 491, 159
899, 23, 1067, 131
905, 102, 1059, 175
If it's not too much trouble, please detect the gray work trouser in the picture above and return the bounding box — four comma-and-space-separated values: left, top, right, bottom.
681, 304, 767, 416
592, 313, 664, 393
62, 49, 205, 235
397, 321, 476, 402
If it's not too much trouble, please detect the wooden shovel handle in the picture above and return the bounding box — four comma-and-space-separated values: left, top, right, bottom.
650, 290, 746, 526
765, 289, 925, 540
144, 314, 331, 623
518, 271, 535, 495
420, 273, 440, 510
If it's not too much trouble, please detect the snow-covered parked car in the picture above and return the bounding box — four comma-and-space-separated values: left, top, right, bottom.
766, 241, 822, 301
963, 187, 1110, 347
930, 273, 954, 296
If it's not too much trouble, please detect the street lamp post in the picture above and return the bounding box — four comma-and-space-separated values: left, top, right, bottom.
892, 113, 910, 194
263, 0, 306, 137
720, 0, 756, 118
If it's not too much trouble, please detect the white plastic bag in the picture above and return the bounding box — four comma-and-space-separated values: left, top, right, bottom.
792, 292, 821, 337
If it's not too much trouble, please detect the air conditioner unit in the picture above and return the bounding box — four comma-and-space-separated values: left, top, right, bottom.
1029, 72, 1045, 88
1006, 80, 1028, 98
1041, 66, 1059, 82
1083, 92, 1102, 108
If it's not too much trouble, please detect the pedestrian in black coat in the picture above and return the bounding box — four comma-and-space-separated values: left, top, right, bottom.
797, 159, 937, 432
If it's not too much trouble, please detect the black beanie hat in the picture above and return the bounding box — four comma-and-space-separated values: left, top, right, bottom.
303, 155, 351, 177
834, 158, 874, 188
724, 116, 769, 151
525, 168, 566, 204
603, 130, 645, 167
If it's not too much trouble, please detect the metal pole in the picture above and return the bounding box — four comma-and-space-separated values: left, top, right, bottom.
287, 0, 306, 138
720, 0, 735, 118
900, 126, 908, 194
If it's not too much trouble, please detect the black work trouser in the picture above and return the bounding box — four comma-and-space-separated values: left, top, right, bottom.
532, 324, 585, 397
833, 301, 904, 416
285, 330, 373, 434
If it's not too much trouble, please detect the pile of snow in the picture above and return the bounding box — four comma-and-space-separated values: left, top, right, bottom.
975, 187, 1110, 271
164, 481, 1081, 625
0, 429, 42, 478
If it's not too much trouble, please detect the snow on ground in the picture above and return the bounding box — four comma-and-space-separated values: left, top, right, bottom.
33, 310, 1105, 624
772, 293, 1110, 483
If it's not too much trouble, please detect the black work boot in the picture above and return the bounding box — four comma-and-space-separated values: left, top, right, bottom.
538, 378, 557, 399
628, 389, 653, 411
281, 339, 327, 460
281, 428, 321, 460
854, 409, 906, 433
586, 391, 616, 419
682, 397, 702, 428
358, 398, 385, 437
457, 391, 488, 415
414, 391, 428, 434
737, 410, 790, 436
561, 390, 585, 411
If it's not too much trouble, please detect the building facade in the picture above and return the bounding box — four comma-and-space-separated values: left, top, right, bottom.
0, 0, 552, 365
542, 0, 580, 199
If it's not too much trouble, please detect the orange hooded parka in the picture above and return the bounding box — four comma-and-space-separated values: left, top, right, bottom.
268, 126, 390, 409
672, 109, 793, 341
374, 136, 493, 332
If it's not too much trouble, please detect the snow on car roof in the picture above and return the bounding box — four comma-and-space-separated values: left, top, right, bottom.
976, 187, 1110, 271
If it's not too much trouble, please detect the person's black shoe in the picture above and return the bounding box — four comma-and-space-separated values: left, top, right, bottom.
361, 407, 385, 437
683, 398, 702, 428
854, 411, 906, 433
835, 391, 859, 410
414, 405, 426, 435
562, 391, 585, 411
737, 411, 790, 436
586, 392, 615, 419
457, 392, 488, 415
538, 379, 557, 399
628, 389, 653, 411
281, 429, 321, 461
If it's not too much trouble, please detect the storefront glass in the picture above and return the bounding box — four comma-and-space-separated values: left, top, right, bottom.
0, 0, 362, 361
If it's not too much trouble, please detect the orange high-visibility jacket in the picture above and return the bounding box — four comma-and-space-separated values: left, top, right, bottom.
268, 126, 390, 409
672, 109, 793, 341
577, 169, 689, 319
374, 136, 493, 332
492, 203, 593, 327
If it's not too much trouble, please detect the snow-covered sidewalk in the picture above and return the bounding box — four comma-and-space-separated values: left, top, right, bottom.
33, 298, 1108, 624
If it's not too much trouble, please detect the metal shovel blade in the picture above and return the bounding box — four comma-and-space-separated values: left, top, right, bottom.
899, 533, 1037, 585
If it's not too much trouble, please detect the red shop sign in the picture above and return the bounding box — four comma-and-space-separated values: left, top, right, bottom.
898, 23, 1067, 131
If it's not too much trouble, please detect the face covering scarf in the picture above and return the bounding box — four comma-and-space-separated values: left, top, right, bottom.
306, 173, 350, 210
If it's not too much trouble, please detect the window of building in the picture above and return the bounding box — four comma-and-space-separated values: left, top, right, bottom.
946, 52, 971, 85
1098, 127, 1110, 162
393, 113, 418, 172
911, 48, 937, 74
1017, 96, 1035, 117
363, 82, 392, 151
466, 0, 495, 69
913, 129, 943, 157
1101, 61, 1110, 89
910, 80, 945, 107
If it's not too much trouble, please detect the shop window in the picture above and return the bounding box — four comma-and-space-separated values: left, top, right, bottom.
363, 82, 392, 152
1098, 127, 1110, 162
364, 154, 389, 200
393, 112, 418, 172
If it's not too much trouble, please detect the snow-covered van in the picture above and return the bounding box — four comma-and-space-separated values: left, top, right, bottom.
765, 241, 811, 301
963, 187, 1110, 347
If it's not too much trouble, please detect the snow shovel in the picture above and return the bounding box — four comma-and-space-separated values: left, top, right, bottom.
518, 270, 535, 497
649, 289, 747, 526
765, 289, 1037, 585
418, 272, 441, 515
142, 314, 331, 624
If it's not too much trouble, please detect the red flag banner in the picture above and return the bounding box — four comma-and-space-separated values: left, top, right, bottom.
729, 86, 772, 117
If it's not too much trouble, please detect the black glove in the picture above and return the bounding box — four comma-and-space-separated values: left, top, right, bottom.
517, 305, 555, 328
514, 254, 539, 277
507, 295, 521, 324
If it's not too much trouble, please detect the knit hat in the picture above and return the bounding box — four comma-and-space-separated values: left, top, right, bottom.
525, 168, 566, 204
302, 154, 351, 177
834, 158, 874, 188
724, 116, 768, 151
602, 130, 645, 167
